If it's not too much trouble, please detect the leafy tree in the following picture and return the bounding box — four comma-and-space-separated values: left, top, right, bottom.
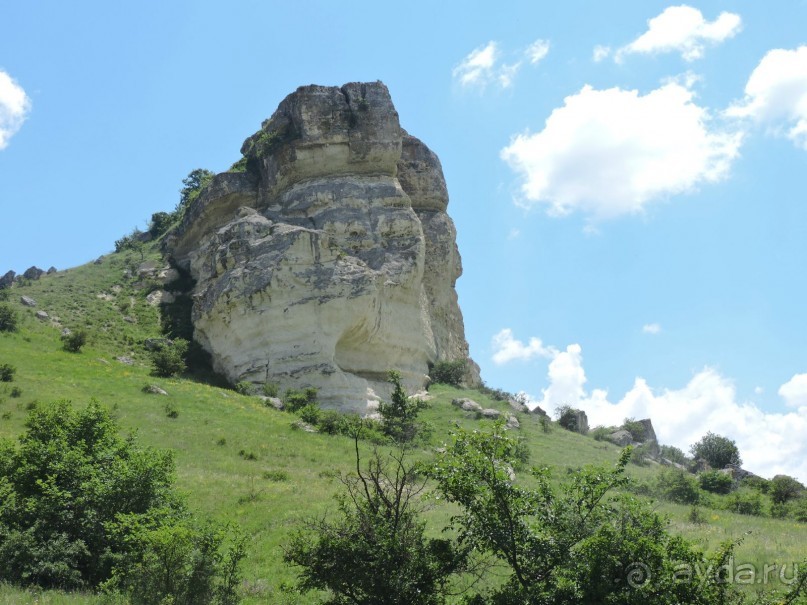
621, 417, 647, 442
428, 360, 466, 386
555, 404, 580, 432
659, 444, 688, 465
656, 468, 701, 504
379, 370, 426, 443
425, 424, 765, 604
0, 303, 18, 332
177, 169, 215, 217
149, 338, 189, 377
698, 470, 734, 495
0, 400, 178, 588
149, 211, 173, 237
61, 330, 87, 353
770, 474, 804, 505
284, 434, 468, 605
690, 431, 742, 469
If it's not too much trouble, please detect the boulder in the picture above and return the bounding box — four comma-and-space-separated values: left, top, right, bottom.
23, 266, 44, 280
530, 405, 549, 417
574, 410, 589, 435
116, 356, 135, 365
606, 429, 633, 447
146, 290, 176, 306
260, 396, 284, 411
35, 311, 49, 321
452, 397, 482, 412
166, 81, 478, 412
0, 271, 16, 288
47, 266, 57, 275
20, 295, 36, 307
480, 408, 501, 419
505, 415, 520, 429
508, 398, 529, 413
143, 385, 168, 395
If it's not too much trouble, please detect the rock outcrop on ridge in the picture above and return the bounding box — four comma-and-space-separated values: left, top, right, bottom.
167, 81, 478, 412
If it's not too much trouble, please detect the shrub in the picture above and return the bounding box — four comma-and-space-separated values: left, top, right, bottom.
428, 359, 466, 386
379, 370, 426, 443
176, 169, 215, 218
660, 444, 688, 465
770, 474, 804, 504
263, 470, 289, 482
726, 488, 763, 516
630, 443, 651, 466
0, 289, 8, 302
298, 403, 321, 426
556, 405, 579, 432
699, 470, 734, 494
262, 382, 279, 398
0, 363, 15, 382
590, 426, 611, 441
0, 304, 18, 333
742, 475, 770, 494
688, 506, 707, 524
538, 414, 552, 433
10, 387, 21, 398
0, 401, 178, 589
61, 330, 87, 353
234, 381, 252, 395
621, 417, 647, 442
149, 339, 188, 377
164, 403, 179, 419
149, 211, 173, 237
657, 469, 700, 504
690, 431, 742, 469
283, 389, 311, 412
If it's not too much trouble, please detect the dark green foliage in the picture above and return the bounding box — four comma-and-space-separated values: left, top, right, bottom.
114, 230, 145, 258
660, 444, 688, 465
770, 474, 804, 504
298, 403, 321, 426
590, 425, 611, 441
228, 157, 248, 172
621, 417, 647, 441
742, 475, 770, 494
283, 388, 317, 413
427, 426, 741, 605
0, 304, 18, 333
164, 403, 179, 419
688, 505, 707, 524
690, 431, 742, 469
176, 169, 215, 217
0, 363, 15, 382
148, 212, 173, 237
284, 440, 468, 605
428, 360, 466, 386
538, 414, 552, 433
234, 381, 252, 395
10, 386, 21, 398
0, 289, 8, 302
475, 382, 515, 402
379, 370, 426, 443
699, 470, 734, 494
262, 382, 279, 398
263, 470, 288, 482
555, 404, 579, 432
726, 488, 763, 516
656, 468, 701, 504
0, 401, 178, 589
61, 330, 87, 353
149, 339, 188, 377
102, 519, 246, 605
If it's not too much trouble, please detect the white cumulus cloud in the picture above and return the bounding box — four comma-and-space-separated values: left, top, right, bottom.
593, 45, 611, 62
491, 328, 556, 365
726, 46, 807, 150
0, 70, 31, 150
615, 5, 742, 62
500, 82, 742, 220
643, 323, 662, 334
779, 373, 807, 408
513, 337, 807, 483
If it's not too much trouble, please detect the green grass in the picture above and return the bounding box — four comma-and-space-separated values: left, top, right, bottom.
0, 248, 805, 603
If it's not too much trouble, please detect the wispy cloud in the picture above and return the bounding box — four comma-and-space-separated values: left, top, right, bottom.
453, 39, 550, 91
500, 82, 742, 221
642, 323, 662, 335
614, 5, 741, 63
0, 70, 31, 150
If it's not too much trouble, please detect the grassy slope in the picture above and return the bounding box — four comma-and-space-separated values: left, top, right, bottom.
0, 250, 805, 603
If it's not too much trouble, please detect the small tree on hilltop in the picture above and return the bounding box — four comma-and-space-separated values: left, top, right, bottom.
690, 431, 742, 469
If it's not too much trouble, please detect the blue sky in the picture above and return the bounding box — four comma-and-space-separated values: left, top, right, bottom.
2, 1, 807, 480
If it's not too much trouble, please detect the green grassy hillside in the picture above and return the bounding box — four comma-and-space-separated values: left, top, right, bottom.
1, 248, 805, 603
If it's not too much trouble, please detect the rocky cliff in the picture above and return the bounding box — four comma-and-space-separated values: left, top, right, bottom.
167, 81, 478, 412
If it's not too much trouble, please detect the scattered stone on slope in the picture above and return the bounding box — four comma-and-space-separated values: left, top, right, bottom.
146, 290, 175, 306
0, 271, 15, 289
23, 266, 44, 280
166, 81, 478, 412
452, 397, 482, 412
20, 295, 36, 307
35, 311, 49, 321
530, 405, 549, 417
505, 415, 520, 430
291, 420, 318, 433
606, 429, 633, 447
116, 356, 135, 365
143, 385, 168, 395
480, 408, 501, 419
508, 398, 529, 413
47, 266, 57, 274
260, 396, 284, 411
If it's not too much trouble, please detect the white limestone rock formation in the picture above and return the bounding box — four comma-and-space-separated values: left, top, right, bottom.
167, 81, 478, 412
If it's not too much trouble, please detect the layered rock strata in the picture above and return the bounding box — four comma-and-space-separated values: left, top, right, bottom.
167, 81, 477, 412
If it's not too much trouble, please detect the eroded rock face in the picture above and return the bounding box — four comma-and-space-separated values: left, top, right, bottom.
168, 81, 477, 412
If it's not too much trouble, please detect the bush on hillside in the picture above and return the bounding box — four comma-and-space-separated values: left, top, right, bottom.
149, 339, 189, 377
149, 211, 173, 237
770, 474, 804, 504
690, 431, 742, 469
556, 405, 580, 432
61, 330, 87, 353
725, 488, 763, 516
379, 370, 426, 443
428, 359, 466, 386
699, 470, 734, 495
621, 417, 647, 442
0, 363, 15, 382
0, 304, 18, 333
657, 469, 701, 504
660, 444, 688, 465
283, 387, 318, 413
